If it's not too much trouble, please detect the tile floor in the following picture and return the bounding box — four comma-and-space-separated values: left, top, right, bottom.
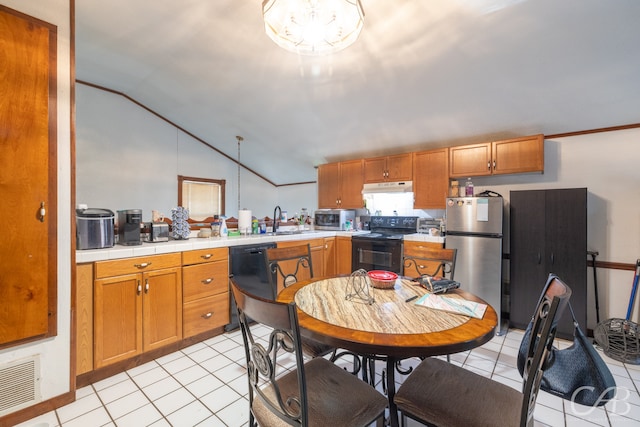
15, 327, 640, 427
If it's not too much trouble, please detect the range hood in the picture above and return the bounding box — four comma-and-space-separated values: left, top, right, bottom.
362, 181, 413, 194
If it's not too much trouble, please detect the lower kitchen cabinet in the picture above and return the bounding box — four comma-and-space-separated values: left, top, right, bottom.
277, 238, 327, 293
93, 253, 182, 369
323, 237, 336, 277
402, 241, 445, 278
182, 248, 229, 338
336, 236, 353, 275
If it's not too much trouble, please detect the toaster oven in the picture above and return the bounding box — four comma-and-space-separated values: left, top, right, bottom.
314, 209, 356, 230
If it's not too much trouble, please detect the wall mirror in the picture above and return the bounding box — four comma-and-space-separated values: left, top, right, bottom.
178, 175, 226, 222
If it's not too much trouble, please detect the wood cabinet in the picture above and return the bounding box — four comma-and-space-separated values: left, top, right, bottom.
0, 7, 57, 348
336, 237, 353, 275
509, 188, 587, 340
402, 241, 445, 278
363, 153, 413, 183
413, 148, 449, 209
323, 237, 336, 277
76, 264, 94, 375
318, 160, 364, 209
182, 248, 229, 338
449, 134, 544, 178
93, 253, 182, 368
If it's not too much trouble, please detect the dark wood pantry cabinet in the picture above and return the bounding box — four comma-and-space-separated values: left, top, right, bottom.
509, 188, 587, 340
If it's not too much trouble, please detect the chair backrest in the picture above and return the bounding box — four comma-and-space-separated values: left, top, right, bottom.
265, 244, 314, 298
519, 273, 571, 426
402, 247, 457, 279
230, 277, 309, 426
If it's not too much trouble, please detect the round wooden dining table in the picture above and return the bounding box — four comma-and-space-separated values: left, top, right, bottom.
277, 275, 498, 427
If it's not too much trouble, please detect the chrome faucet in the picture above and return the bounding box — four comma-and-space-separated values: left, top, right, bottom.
273, 205, 282, 233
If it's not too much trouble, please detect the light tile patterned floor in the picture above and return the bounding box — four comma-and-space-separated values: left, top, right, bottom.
15, 327, 640, 427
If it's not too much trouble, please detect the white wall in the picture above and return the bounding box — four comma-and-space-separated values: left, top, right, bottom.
77, 84, 286, 221
0, 0, 72, 414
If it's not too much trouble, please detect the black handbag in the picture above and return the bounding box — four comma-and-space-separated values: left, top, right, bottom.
517, 301, 616, 407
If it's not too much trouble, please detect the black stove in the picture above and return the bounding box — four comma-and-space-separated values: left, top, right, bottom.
353, 216, 419, 241
352, 216, 418, 274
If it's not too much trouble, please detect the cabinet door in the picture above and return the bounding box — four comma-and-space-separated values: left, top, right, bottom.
336, 237, 353, 275
318, 162, 340, 208
339, 159, 364, 208
544, 188, 587, 337
143, 267, 183, 352
323, 237, 336, 277
413, 148, 449, 209
387, 153, 413, 181
492, 134, 544, 175
94, 274, 143, 368
363, 157, 387, 183
77, 264, 94, 375
449, 143, 492, 177
0, 9, 57, 347
509, 190, 547, 331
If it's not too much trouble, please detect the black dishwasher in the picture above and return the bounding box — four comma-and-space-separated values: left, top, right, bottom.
226, 242, 276, 331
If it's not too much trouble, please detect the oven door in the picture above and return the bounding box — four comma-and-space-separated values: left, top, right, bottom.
352, 238, 403, 274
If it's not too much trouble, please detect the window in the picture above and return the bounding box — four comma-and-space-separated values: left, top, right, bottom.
178, 175, 225, 221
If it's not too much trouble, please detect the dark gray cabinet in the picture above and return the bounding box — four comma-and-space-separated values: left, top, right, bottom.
509, 188, 587, 339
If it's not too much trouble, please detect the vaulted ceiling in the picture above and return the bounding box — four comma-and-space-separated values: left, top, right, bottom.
75, 0, 640, 185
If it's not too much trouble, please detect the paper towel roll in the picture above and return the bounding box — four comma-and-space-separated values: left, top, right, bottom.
238, 209, 252, 234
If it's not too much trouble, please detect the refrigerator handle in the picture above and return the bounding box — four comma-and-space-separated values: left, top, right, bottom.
551, 253, 555, 265
537, 252, 541, 264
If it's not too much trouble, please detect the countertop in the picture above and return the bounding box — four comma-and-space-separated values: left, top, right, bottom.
77, 230, 446, 263
403, 233, 446, 244
76, 230, 370, 263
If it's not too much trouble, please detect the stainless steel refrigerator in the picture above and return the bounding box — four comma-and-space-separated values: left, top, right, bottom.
445, 196, 504, 335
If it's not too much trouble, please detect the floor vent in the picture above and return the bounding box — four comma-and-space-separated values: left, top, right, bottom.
0, 356, 41, 416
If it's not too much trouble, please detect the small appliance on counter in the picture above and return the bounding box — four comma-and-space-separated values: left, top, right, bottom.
117, 209, 143, 245
76, 207, 115, 250
145, 221, 169, 242
314, 209, 356, 230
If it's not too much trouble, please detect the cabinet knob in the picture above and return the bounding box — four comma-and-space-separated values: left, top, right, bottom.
201, 254, 212, 260
201, 278, 213, 285
137, 281, 142, 295
492, 160, 496, 170
201, 312, 213, 319
487, 161, 491, 171
144, 279, 150, 293
39, 201, 46, 222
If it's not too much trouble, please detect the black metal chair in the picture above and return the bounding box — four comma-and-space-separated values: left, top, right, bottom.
230, 278, 387, 427
394, 273, 572, 427
264, 244, 361, 372
402, 247, 457, 280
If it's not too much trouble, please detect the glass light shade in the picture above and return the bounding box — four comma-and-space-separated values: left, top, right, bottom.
262, 0, 364, 55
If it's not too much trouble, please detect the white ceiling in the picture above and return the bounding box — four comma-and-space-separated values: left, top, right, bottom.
75, 0, 640, 185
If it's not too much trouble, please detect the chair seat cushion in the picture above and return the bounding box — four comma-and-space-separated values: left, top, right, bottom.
394, 358, 523, 427
253, 357, 387, 426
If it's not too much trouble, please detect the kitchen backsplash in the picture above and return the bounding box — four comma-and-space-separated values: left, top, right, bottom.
363, 192, 445, 220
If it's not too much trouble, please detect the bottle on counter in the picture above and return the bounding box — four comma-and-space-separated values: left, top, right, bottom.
220, 216, 228, 237
465, 177, 474, 196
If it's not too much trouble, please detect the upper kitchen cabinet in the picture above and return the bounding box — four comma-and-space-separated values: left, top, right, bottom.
363, 153, 413, 183
318, 160, 364, 209
449, 134, 544, 178
413, 148, 449, 209
0, 8, 58, 348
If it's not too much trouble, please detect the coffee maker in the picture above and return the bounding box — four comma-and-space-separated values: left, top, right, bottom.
117, 209, 142, 245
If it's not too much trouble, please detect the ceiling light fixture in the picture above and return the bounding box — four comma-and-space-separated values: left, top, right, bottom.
262, 0, 365, 56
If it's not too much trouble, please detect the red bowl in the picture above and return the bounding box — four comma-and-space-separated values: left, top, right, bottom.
367, 270, 398, 289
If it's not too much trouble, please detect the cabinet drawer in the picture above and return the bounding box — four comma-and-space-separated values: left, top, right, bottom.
183, 293, 230, 338
182, 248, 228, 266
403, 242, 443, 257
95, 253, 181, 279
183, 261, 228, 302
